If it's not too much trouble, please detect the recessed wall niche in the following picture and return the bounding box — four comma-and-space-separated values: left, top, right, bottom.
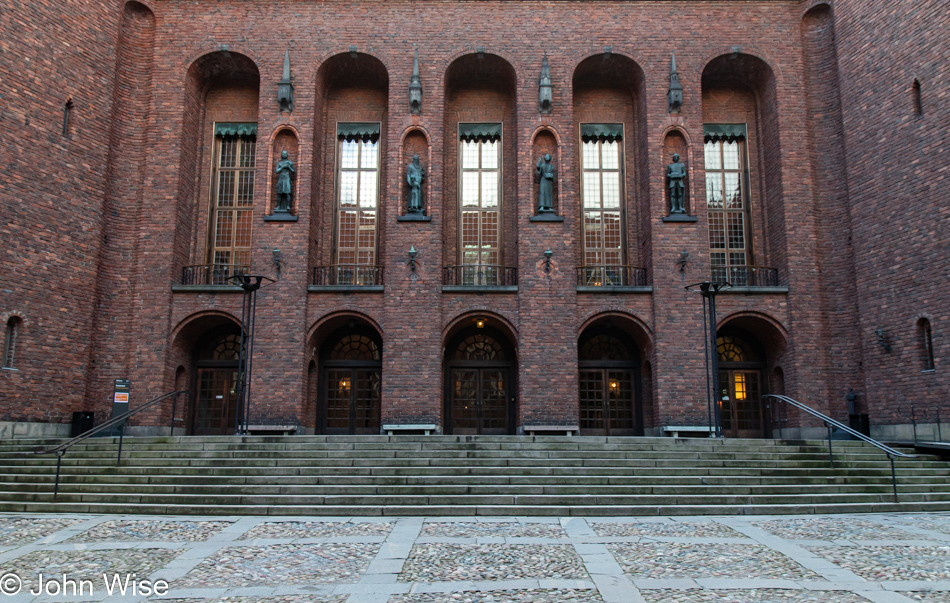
529, 129, 563, 221
661, 129, 696, 222
398, 128, 431, 221
265, 128, 299, 221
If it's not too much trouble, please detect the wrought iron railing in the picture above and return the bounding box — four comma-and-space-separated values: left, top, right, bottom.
711, 265, 779, 287
765, 394, 916, 502
443, 265, 518, 287
181, 264, 248, 286
576, 266, 648, 287
312, 265, 384, 286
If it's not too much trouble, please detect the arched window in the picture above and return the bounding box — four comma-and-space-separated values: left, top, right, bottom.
3, 317, 21, 368
919, 319, 935, 371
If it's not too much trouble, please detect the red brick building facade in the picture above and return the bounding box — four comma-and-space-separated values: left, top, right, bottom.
1, 0, 946, 439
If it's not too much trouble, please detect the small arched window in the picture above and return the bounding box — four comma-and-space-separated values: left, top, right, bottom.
3, 317, 21, 368
919, 318, 935, 371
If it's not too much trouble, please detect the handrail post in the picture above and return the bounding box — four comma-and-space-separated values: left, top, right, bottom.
889, 454, 898, 502
825, 421, 834, 468
170, 394, 177, 437
937, 408, 943, 443
911, 404, 918, 445
54, 451, 64, 502
116, 421, 125, 466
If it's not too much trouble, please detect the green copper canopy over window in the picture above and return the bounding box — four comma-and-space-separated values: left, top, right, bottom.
581, 124, 623, 142
337, 123, 380, 142
214, 122, 257, 138
459, 123, 502, 142
703, 124, 747, 143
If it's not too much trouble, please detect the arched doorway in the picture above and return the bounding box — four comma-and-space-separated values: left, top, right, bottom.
578, 328, 642, 436
717, 332, 767, 438
444, 327, 516, 435
318, 327, 382, 435
192, 326, 242, 435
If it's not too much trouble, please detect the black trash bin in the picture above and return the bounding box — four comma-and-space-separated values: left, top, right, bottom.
71, 411, 94, 437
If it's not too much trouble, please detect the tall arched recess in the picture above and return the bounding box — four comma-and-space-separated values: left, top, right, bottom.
701, 53, 785, 286
572, 54, 648, 278
86, 0, 155, 408
177, 51, 260, 280
443, 53, 518, 282
311, 53, 389, 285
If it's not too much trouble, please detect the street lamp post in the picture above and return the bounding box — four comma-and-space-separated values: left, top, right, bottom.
230, 274, 274, 434
686, 281, 731, 438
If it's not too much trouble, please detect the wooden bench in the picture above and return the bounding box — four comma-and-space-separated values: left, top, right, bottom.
383, 423, 438, 435
662, 425, 713, 438
523, 424, 580, 436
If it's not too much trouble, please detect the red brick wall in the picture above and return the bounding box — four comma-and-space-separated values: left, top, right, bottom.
3, 0, 945, 436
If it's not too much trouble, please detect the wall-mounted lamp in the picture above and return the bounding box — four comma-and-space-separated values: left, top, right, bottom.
875, 328, 892, 353
543, 248, 553, 274
349, 45, 358, 60
272, 247, 282, 280
406, 246, 419, 282
677, 249, 690, 274
475, 317, 486, 329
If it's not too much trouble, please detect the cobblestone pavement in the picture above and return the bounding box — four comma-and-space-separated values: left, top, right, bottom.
0, 513, 948, 602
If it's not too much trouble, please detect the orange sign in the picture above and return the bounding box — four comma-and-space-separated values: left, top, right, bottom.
114, 392, 129, 404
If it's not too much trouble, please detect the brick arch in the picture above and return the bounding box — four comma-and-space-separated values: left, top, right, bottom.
801, 1, 833, 20
442, 310, 518, 346
699, 48, 782, 84
307, 311, 384, 353
567, 47, 648, 82
436, 48, 525, 91
308, 47, 397, 85
578, 310, 654, 359
180, 46, 264, 84
400, 125, 431, 146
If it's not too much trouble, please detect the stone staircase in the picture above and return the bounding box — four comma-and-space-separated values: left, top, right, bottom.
0, 435, 948, 516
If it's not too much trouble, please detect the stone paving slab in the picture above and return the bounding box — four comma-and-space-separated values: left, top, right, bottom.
67, 519, 232, 543
0, 513, 948, 602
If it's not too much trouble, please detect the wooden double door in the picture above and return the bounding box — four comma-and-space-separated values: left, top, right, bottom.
323, 367, 381, 435
194, 368, 240, 435
718, 369, 765, 438
445, 328, 515, 435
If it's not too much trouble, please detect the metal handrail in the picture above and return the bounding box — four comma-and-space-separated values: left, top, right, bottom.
898, 403, 944, 444
34, 390, 187, 501
765, 394, 916, 501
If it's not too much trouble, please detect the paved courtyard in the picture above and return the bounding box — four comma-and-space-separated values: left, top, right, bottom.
0, 513, 948, 602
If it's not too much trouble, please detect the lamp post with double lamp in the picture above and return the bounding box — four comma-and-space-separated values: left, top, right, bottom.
230, 274, 275, 434
686, 281, 732, 438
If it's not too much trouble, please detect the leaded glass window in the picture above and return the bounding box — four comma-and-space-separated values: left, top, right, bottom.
704, 128, 750, 283
581, 129, 624, 267
336, 129, 380, 267
459, 130, 501, 268
211, 127, 256, 269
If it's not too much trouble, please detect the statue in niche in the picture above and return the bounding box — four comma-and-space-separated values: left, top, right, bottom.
536, 153, 555, 213
667, 152, 687, 214
406, 154, 425, 214
274, 150, 295, 213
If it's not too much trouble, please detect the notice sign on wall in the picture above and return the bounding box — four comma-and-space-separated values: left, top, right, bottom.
112, 379, 131, 423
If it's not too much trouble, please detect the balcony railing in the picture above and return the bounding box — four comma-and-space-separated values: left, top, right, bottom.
576, 266, 647, 288
443, 265, 518, 287
713, 265, 780, 287
181, 264, 248, 286
312, 265, 384, 286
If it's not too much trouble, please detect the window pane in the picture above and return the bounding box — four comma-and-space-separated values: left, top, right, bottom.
481, 172, 498, 208
601, 172, 620, 208
461, 172, 479, 207
481, 211, 499, 252
340, 141, 359, 169
239, 139, 256, 168
724, 173, 742, 209
603, 211, 622, 253
338, 210, 357, 250
360, 141, 378, 168
729, 251, 748, 267
359, 211, 376, 251
727, 212, 746, 249
217, 172, 235, 207
705, 173, 723, 208
704, 141, 721, 170
723, 141, 740, 170
215, 210, 233, 249
601, 141, 619, 170
708, 213, 725, 249
237, 171, 254, 206
219, 139, 236, 168
481, 141, 498, 169
359, 171, 377, 208
584, 212, 603, 254
461, 211, 480, 250
583, 173, 601, 209
582, 142, 599, 169
461, 141, 479, 169
339, 172, 358, 206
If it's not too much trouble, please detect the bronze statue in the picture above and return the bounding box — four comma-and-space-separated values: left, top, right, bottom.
406, 154, 425, 213
275, 150, 295, 213
536, 153, 555, 213
667, 153, 687, 214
